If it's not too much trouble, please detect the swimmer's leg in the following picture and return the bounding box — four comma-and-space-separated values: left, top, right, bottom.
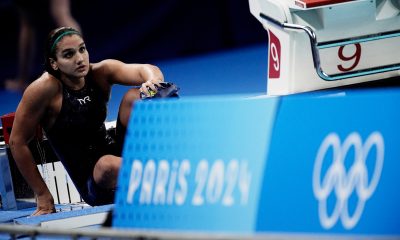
93, 154, 121, 189
92, 88, 140, 192
115, 88, 141, 153
89, 154, 120, 205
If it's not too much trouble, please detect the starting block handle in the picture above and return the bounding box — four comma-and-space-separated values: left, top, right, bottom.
260, 13, 400, 81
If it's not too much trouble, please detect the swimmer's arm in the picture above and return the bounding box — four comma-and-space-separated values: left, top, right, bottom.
94, 59, 164, 94
9, 80, 55, 215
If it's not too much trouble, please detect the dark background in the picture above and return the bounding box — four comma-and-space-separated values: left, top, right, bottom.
0, 0, 267, 85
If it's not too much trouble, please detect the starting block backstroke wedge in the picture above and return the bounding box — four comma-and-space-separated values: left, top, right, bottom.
249, 0, 400, 95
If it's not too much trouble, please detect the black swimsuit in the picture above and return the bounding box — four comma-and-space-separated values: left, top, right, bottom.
46, 71, 120, 205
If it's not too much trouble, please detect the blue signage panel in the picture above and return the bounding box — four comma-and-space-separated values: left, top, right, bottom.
113, 89, 400, 237
256, 89, 400, 235
113, 96, 279, 232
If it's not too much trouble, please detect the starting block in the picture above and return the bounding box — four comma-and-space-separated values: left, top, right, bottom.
0, 142, 17, 210
0, 113, 82, 207
249, 0, 400, 95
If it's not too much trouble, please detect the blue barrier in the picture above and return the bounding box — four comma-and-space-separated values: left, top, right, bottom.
113, 90, 400, 237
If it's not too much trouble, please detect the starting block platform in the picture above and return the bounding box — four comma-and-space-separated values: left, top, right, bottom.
0, 115, 115, 234
0, 113, 84, 211
291, 0, 355, 9
249, 0, 400, 95
0, 203, 112, 227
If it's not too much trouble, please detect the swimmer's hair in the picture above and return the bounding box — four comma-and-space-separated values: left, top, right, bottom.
44, 27, 83, 78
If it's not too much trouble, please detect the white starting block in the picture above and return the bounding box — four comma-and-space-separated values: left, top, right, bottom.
0, 113, 118, 207
36, 161, 82, 204
249, 0, 400, 95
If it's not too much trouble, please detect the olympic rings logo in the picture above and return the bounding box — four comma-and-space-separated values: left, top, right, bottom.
313, 132, 384, 229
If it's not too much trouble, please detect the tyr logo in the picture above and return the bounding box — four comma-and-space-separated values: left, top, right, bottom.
77, 96, 91, 105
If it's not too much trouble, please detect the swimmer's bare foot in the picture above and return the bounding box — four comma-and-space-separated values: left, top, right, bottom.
4, 79, 28, 92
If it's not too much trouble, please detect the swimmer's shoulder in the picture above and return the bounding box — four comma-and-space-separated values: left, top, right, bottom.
23, 72, 62, 101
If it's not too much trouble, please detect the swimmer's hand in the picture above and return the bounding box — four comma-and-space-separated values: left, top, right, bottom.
139, 79, 163, 97
32, 192, 56, 216
140, 82, 180, 100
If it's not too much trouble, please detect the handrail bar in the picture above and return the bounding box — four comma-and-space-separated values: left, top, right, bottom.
260, 13, 400, 81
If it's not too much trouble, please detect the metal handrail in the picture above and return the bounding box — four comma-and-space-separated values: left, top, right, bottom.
0, 224, 388, 240
0, 224, 263, 240
259, 13, 400, 81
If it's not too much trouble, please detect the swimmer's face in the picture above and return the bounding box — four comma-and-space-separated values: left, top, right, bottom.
51, 34, 90, 79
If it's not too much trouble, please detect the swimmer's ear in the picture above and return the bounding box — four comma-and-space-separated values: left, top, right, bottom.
50, 58, 58, 71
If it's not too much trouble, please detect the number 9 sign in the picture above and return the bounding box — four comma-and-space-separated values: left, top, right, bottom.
337, 43, 362, 72
268, 30, 281, 78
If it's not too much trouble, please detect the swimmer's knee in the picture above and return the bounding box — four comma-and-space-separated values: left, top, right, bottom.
93, 155, 121, 188
118, 88, 141, 126
121, 88, 141, 107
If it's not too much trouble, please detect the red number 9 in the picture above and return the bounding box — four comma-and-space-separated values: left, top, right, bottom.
270, 43, 280, 71
337, 43, 361, 72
